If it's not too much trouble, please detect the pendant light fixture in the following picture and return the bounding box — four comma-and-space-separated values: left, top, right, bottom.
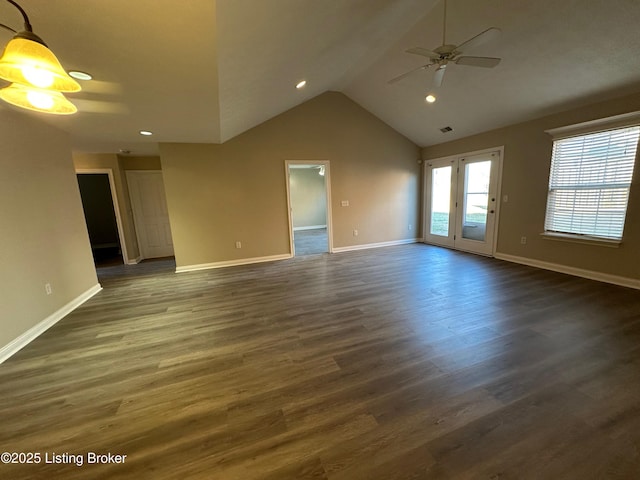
0, 0, 80, 114
0, 82, 77, 114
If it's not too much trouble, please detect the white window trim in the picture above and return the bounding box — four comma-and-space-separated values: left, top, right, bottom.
540, 231, 621, 248
545, 111, 640, 139
542, 111, 640, 246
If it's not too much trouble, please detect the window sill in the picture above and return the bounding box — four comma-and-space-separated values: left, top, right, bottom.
540, 232, 621, 248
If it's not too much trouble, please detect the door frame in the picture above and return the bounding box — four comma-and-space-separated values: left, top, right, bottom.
422, 146, 504, 256
75, 168, 131, 264
285, 160, 334, 256
126, 169, 174, 260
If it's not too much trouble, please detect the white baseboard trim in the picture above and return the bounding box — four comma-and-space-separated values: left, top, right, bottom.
332, 238, 420, 253
494, 252, 640, 290
126, 256, 142, 265
293, 225, 327, 231
0, 283, 103, 364
176, 253, 293, 273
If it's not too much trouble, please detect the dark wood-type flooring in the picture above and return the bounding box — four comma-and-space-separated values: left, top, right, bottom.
1, 244, 640, 479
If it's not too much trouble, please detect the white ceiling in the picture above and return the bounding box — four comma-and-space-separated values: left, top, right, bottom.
2, 0, 640, 155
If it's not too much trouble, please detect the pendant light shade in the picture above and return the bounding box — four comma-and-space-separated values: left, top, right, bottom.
0, 0, 81, 114
0, 35, 81, 92
0, 83, 77, 114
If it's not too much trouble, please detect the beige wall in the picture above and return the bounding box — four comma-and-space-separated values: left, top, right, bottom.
0, 109, 98, 351
290, 168, 327, 229
160, 92, 421, 268
422, 91, 640, 280
119, 155, 162, 171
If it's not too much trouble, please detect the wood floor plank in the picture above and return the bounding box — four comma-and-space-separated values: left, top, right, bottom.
1, 245, 639, 479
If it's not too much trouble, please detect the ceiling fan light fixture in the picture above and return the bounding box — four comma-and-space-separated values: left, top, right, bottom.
390, 0, 501, 88
0, 36, 81, 92
0, 83, 77, 114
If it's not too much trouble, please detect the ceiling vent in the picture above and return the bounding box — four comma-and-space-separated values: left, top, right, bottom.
440, 126, 454, 133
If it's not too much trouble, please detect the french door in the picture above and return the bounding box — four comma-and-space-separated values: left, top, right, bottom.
424, 150, 501, 256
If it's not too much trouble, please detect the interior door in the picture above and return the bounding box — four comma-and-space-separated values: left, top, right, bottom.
424, 150, 501, 256
127, 171, 175, 259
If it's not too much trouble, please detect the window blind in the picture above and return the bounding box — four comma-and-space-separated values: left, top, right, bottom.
544, 126, 639, 240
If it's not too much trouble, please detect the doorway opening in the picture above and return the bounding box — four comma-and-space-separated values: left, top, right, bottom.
423, 148, 503, 256
286, 161, 333, 256
76, 170, 129, 267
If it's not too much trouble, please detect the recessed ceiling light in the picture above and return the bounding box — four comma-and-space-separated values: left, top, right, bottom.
425, 94, 437, 103
68, 71, 92, 81
296, 80, 306, 89
139, 130, 153, 136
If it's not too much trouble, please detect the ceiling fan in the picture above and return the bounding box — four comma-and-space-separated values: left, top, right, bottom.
389, 0, 501, 87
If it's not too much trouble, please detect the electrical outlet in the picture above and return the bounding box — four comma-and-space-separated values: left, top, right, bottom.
503, 194, 509, 203
341, 200, 349, 207
45, 283, 52, 295
235, 241, 242, 249
520, 236, 527, 245
408, 224, 412, 231
353, 229, 358, 237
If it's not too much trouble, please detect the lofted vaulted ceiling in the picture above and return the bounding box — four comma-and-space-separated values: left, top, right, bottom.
1, 0, 640, 155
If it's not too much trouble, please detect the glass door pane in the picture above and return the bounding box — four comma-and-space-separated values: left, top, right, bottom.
430, 165, 452, 236
424, 151, 500, 256
461, 160, 491, 242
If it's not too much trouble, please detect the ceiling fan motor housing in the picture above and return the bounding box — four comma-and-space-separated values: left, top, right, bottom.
433, 44, 459, 58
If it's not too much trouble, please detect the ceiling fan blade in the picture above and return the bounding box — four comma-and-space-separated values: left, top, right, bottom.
406, 47, 439, 59
388, 63, 433, 84
433, 65, 446, 88
456, 27, 501, 52
455, 56, 501, 68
